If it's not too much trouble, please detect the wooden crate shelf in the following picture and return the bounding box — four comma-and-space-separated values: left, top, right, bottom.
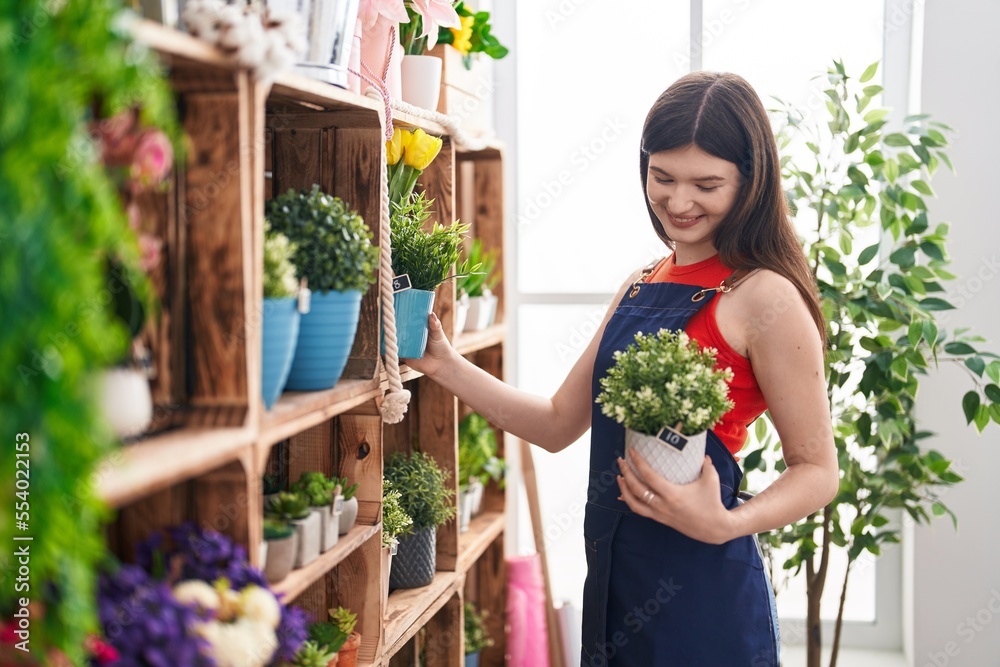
98, 427, 255, 508
271, 522, 381, 601
457, 511, 505, 574
115, 21, 510, 665
454, 324, 506, 356
383, 572, 464, 660
260, 378, 382, 448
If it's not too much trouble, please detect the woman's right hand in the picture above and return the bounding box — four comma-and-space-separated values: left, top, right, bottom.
401, 312, 454, 378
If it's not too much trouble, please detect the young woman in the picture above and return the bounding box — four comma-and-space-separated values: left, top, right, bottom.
406, 72, 839, 666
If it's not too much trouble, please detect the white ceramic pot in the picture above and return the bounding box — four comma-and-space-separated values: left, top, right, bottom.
339, 495, 359, 535
315, 504, 339, 552
264, 532, 297, 583
468, 478, 484, 516
454, 293, 470, 336
458, 488, 473, 533
463, 292, 497, 332
259, 540, 268, 568
293, 511, 321, 567
624, 428, 707, 486
401, 54, 442, 110
99, 367, 153, 439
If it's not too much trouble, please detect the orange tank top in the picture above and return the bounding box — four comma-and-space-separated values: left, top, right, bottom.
649, 253, 766, 455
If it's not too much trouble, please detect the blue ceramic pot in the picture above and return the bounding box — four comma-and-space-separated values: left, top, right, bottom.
285, 290, 362, 391
382, 288, 436, 359
465, 651, 481, 667
261, 298, 300, 409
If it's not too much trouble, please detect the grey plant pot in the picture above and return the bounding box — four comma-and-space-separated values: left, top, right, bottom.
293, 511, 321, 567
264, 532, 298, 583
389, 526, 437, 590
339, 495, 359, 535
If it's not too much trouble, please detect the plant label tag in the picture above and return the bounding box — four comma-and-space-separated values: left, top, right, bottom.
657, 425, 689, 452
393, 274, 412, 293
297, 280, 311, 314
333, 495, 344, 514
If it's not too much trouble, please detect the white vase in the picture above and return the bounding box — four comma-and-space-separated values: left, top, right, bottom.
458, 488, 473, 533
99, 367, 153, 439
454, 293, 470, 336
401, 55, 442, 110
624, 428, 707, 486
315, 504, 340, 552
338, 495, 359, 535
293, 511, 321, 567
468, 477, 484, 516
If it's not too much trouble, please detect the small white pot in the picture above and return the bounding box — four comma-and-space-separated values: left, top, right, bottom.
468, 478, 484, 516
454, 293, 470, 336
624, 428, 707, 486
458, 488, 473, 533
293, 511, 321, 567
463, 292, 497, 332
313, 504, 339, 552
264, 532, 297, 583
99, 367, 153, 439
339, 495, 359, 535
401, 54, 442, 110
259, 540, 268, 568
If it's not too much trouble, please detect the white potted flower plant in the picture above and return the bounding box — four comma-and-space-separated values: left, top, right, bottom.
262, 517, 297, 584
292, 471, 341, 552
596, 329, 734, 485
456, 239, 499, 332
335, 476, 360, 535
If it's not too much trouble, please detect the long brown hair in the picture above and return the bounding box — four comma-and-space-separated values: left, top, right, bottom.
640, 71, 826, 344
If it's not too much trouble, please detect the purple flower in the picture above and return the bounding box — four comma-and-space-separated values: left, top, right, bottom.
271, 603, 308, 664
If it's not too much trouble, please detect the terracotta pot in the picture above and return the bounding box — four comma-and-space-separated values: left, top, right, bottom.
337, 632, 361, 667
325, 653, 339, 667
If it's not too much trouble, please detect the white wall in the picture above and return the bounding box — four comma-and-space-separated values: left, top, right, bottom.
910, 1, 1000, 666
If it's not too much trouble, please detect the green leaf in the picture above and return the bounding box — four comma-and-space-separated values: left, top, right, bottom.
884, 158, 899, 184
922, 320, 939, 345
975, 405, 991, 431
919, 297, 954, 311
962, 390, 980, 423
885, 133, 911, 147
890, 246, 917, 268
863, 85, 883, 97
755, 417, 769, 442
920, 241, 945, 261
984, 384, 1000, 403
858, 244, 880, 265
911, 180, 934, 196
966, 356, 986, 377
908, 321, 923, 346
987, 361, 1000, 384
945, 342, 976, 356
860, 61, 880, 82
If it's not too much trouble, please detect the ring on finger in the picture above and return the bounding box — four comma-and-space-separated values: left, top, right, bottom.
642, 489, 655, 505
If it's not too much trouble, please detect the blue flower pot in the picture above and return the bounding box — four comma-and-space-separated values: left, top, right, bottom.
261, 298, 301, 409
465, 651, 481, 667
382, 288, 436, 359
285, 290, 362, 391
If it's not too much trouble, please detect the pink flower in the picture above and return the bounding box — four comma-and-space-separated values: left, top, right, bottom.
358, 0, 409, 30
409, 0, 460, 45
138, 233, 163, 272
94, 109, 140, 167
130, 129, 174, 190
85, 636, 121, 665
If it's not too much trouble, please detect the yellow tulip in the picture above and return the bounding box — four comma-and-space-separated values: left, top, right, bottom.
403, 128, 443, 170
450, 16, 475, 56
386, 127, 412, 166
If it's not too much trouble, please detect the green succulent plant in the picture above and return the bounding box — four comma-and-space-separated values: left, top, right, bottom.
263, 518, 294, 541
384, 451, 457, 530
332, 475, 359, 501
265, 491, 311, 521
308, 606, 358, 654
266, 185, 379, 294
456, 238, 500, 298
292, 471, 337, 507
292, 640, 336, 667
390, 191, 471, 291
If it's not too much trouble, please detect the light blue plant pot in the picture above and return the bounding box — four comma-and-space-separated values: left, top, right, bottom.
262, 298, 301, 409
465, 651, 481, 667
382, 289, 436, 359
285, 290, 362, 391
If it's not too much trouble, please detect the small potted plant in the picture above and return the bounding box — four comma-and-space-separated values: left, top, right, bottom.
459, 412, 505, 518
381, 479, 414, 604
463, 601, 494, 667
387, 191, 471, 358
261, 223, 304, 409
308, 607, 360, 667
263, 473, 283, 505
456, 239, 500, 332
266, 185, 379, 391
384, 451, 457, 589
292, 640, 337, 667
292, 472, 341, 552
596, 329, 734, 485
335, 477, 360, 535
263, 518, 297, 583
266, 490, 320, 567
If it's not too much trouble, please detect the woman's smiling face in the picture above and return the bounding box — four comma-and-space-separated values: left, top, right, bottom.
646, 144, 742, 264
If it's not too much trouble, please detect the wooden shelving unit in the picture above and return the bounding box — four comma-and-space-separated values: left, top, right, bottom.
100, 19, 510, 667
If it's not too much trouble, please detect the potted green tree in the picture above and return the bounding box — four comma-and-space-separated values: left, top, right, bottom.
381, 479, 413, 605
266, 490, 319, 568
384, 451, 457, 589
292, 472, 342, 552
458, 412, 505, 520
261, 223, 304, 409
456, 239, 500, 332
596, 329, 734, 485
292, 640, 337, 667
308, 607, 360, 667
463, 601, 494, 667
262, 517, 297, 584
266, 185, 379, 390
335, 476, 360, 535
387, 191, 471, 358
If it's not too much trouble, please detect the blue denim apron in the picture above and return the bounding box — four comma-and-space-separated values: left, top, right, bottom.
581, 278, 780, 666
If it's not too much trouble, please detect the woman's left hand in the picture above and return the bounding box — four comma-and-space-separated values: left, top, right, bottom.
616, 451, 736, 545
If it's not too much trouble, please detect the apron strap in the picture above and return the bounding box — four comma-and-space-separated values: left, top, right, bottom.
691, 267, 762, 302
